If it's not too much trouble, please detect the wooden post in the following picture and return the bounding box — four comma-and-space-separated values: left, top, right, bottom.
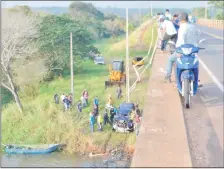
126, 8, 130, 102
70, 32, 74, 105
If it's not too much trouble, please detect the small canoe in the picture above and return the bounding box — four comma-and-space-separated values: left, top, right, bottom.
5, 144, 61, 155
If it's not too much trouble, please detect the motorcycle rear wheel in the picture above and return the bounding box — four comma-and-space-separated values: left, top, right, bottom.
184, 78, 190, 108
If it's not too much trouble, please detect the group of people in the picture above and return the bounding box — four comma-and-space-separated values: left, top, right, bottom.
156, 10, 201, 83
157, 9, 180, 51
54, 85, 140, 135
76, 89, 89, 113
89, 94, 117, 133
53, 93, 73, 111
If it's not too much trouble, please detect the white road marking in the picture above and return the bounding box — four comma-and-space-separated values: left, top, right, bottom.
200, 95, 217, 102
202, 31, 224, 40
199, 57, 224, 92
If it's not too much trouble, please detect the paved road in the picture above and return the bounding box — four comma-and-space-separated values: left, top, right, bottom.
182, 25, 224, 167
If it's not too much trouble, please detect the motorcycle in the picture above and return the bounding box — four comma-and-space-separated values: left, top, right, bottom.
175, 39, 206, 108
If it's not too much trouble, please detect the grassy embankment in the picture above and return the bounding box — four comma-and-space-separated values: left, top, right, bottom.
2, 20, 157, 154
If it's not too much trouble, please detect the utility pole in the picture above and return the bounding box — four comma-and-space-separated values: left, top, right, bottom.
150, 2, 153, 17
126, 8, 130, 102
70, 32, 74, 105
140, 7, 142, 24
205, 1, 207, 19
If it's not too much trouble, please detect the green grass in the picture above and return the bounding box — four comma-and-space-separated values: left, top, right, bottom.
2, 20, 156, 154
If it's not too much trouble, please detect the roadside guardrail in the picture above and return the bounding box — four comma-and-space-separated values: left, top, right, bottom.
197, 19, 224, 29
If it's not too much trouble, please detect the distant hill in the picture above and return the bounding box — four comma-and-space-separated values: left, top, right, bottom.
30, 7, 192, 17
30, 6, 217, 18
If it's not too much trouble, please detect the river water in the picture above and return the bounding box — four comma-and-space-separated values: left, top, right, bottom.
1, 152, 131, 167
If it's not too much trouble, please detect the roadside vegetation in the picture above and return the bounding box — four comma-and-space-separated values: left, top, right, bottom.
1, 2, 157, 154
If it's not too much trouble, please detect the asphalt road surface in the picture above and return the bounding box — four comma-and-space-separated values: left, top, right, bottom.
182, 25, 223, 167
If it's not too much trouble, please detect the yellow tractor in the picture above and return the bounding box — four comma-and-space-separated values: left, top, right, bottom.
105, 60, 126, 89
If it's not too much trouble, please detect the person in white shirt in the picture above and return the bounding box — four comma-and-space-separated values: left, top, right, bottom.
164, 13, 201, 82
160, 17, 177, 50
157, 13, 164, 48
165, 9, 172, 20
60, 93, 65, 103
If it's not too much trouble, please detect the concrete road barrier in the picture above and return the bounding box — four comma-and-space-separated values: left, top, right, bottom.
197, 19, 224, 30
131, 50, 192, 167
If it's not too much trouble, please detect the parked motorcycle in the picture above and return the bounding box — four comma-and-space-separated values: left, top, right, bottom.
175, 39, 206, 108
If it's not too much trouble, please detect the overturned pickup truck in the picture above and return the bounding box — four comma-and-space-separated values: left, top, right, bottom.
112, 103, 135, 133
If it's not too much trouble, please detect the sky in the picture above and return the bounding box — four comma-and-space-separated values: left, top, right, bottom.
1, 1, 208, 9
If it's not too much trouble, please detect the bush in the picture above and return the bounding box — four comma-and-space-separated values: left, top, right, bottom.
20, 84, 40, 99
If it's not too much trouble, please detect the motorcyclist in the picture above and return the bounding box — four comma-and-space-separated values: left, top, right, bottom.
164, 13, 201, 82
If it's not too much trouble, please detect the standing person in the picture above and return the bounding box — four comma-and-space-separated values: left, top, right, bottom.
97, 114, 103, 131
54, 93, 59, 104
135, 104, 141, 116
81, 95, 87, 108
129, 110, 135, 121
103, 109, 110, 126
60, 93, 65, 104
134, 113, 141, 136
109, 108, 115, 125
164, 13, 201, 82
83, 90, 89, 105
63, 96, 70, 111
77, 101, 82, 113
93, 104, 99, 117
160, 16, 177, 51
90, 112, 95, 133
68, 93, 72, 107
165, 9, 172, 20
172, 14, 180, 32
188, 14, 193, 23
106, 94, 113, 110
157, 13, 165, 48
116, 85, 122, 99
93, 96, 99, 106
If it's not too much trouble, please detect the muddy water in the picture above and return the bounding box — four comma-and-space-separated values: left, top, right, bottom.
1, 151, 132, 167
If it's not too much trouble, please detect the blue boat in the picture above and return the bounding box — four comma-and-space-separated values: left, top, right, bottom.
5, 144, 61, 155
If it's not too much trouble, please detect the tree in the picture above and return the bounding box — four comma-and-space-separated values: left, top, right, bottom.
103, 18, 125, 37
208, 1, 224, 19
38, 14, 97, 74
208, 1, 224, 9
1, 10, 39, 112
192, 7, 210, 19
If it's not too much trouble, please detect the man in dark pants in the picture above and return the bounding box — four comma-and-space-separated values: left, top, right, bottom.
103, 109, 111, 126
160, 16, 178, 51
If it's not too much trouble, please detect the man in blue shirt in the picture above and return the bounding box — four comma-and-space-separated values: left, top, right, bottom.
172, 14, 180, 32
93, 96, 99, 106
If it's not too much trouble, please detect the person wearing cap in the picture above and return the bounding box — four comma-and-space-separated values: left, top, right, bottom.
164, 13, 201, 82
165, 9, 172, 20
160, 16, 178, 51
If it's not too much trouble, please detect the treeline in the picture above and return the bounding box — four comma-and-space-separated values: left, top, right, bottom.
1, 2, 128, 111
